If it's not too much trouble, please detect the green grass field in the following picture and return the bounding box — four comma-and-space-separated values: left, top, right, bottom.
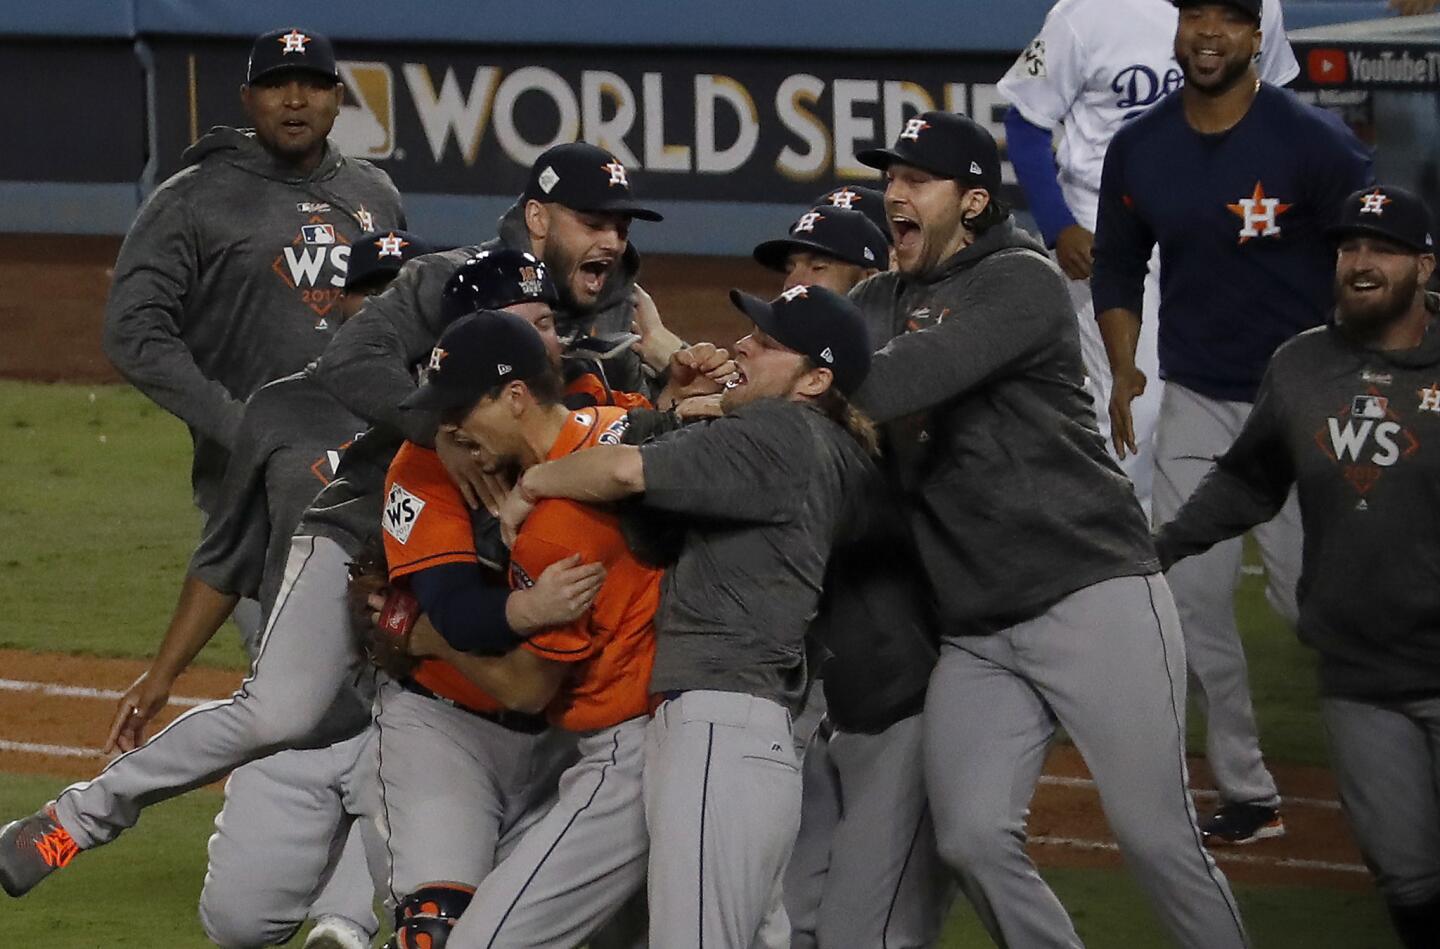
0, 380, 1398, 947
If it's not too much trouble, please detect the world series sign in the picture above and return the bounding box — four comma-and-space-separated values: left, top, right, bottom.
147, 39, 1019, 206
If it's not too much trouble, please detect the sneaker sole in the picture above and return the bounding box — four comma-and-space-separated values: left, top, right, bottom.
1204, 821, 1286, 846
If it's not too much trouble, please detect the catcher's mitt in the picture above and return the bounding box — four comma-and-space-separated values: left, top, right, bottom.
347, 540, 421, 680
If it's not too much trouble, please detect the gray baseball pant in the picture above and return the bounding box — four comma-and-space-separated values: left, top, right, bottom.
791, 687, 829, 758
448, 716, 650, 949
198, 729, 379, 948
785, 713, 955, 949
1068, 249, 1164, 514
925, 573, 1248, 949
53, 535, 373, 849
369, 680, 574, 904
646, 690, 800, 949
1321, 695, 1440, 907
1153, 382, 1298, 808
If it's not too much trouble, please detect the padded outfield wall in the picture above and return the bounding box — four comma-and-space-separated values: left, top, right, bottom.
0, 1, 1396, 254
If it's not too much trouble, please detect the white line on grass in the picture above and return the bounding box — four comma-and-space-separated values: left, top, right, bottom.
0, 738, 103, 758
0, 677, 218, 708
1037, 774, 1342, 811
1031, 834, 1367, 874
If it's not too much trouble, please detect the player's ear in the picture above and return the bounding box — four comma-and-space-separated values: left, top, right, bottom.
794, 365, 834, 399
1417, 253, 1436, 287
524, 200, 550, 244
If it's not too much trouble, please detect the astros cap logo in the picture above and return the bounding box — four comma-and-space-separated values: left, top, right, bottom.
280, 30, 310, 54
1360, 190, 1391, 216
427, 347, 447, 372
780, 285, 810, 302
603, 161, 629, 187
793, 211, 823, 234
900, 118, 930, 141
376, 232, 409, 258
827, 189, 858, 209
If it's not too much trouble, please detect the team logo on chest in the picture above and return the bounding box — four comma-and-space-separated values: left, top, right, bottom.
272, 214, 352, 323
1227, 182, 1292, 244
1315, 389, 1420, 500
1420, 382, 1440, 413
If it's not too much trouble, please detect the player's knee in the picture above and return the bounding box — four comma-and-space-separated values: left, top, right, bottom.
932, 810, 1019, 873
199, 888, 300, 949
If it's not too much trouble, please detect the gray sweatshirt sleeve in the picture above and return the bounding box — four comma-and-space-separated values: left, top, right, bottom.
640, 403, 808, 523
1153, 367, 1295, 570
101, 185, 245, 448
188, 396, 275, 598
852, 251, 1070, 424
312, 256, 447, 446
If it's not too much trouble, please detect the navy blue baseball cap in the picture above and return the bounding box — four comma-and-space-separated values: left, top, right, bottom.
345, 230, 432, 292
441, 249, 560, 326
816, 186, 892, 245
728, 285, 872, 396
753, 207, 889, 272
858, 110, 1001, 195
1327, 186, 1436, 254
247, 28, 340, 85
522, 143, 663, 222
402, 311, 552, 413
1172, 0, 1261, 23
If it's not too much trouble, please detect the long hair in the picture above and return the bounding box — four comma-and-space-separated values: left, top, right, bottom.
805, 360, 880, 458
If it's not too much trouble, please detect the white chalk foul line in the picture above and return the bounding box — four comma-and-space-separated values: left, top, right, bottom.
1036, 774, 1342, 811
0, 677, 218, 708
0, 738, 103, 758
1031, 834, 1368, 875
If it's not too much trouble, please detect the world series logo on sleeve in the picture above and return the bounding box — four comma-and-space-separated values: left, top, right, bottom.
384, 483, 426, 544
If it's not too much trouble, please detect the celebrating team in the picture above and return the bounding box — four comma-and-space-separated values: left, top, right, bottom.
3, 2, 1439, 947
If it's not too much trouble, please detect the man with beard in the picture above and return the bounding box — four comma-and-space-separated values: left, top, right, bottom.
314, 141, 663, 512
849, 109, 1247, 949
1153, 185, 1440, 949
1092, 0, 1373, 845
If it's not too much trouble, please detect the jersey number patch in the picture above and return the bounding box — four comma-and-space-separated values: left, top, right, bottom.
383, 484, 426, 545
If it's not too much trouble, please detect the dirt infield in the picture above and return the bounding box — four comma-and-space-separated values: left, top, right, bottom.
0, 648, 1370, 893
0, 235, 770, 384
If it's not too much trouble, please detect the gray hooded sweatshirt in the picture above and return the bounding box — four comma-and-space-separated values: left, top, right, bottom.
312, 201, 645, 447
851, 218, 1157, 634
102, 127, 404, 515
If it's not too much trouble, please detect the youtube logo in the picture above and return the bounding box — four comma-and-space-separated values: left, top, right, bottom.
1308, 48, 1348, 84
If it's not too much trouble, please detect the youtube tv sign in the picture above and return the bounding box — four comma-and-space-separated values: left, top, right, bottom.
1308, 48, 1348, 85
1293, 42, 1440, 91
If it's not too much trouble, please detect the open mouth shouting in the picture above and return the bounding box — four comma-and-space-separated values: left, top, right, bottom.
577, 257, 614, 298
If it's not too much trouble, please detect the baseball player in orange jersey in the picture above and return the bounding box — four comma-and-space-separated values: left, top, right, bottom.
502, 286, 879, 947
376, 311, 664, 948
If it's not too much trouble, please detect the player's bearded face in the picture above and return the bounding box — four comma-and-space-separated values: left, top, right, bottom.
884, 166, 969, 277
721, 329, 810, 412
242, 73, 342, 167
539, 206, 630, 315
1334, 237, 1426, 341
1174, 5, 1259, 95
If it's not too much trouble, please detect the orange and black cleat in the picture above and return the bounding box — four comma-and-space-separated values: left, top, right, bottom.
0, 804, 81, 897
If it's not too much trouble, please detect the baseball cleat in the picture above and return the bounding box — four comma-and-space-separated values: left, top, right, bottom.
1200, 802, 1285, 845
0, 804, 81, 897
303, 915, 372, 949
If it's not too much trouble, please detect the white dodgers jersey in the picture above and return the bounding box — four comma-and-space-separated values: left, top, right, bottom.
997, 0, 1299, 230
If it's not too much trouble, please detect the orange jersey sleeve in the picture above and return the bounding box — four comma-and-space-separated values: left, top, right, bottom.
564, 372, 653, 411
382, 443, 478, 581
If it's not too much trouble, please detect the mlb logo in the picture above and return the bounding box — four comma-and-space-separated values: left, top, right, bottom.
1308, 49, 1348, 85
301, 224, 337, 245
1352, 394, 1388, 419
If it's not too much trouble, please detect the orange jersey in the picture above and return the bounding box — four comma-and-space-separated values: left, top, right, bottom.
565, 372, 653, 411
511, 406, 660, 731
382, 442, 506, 715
